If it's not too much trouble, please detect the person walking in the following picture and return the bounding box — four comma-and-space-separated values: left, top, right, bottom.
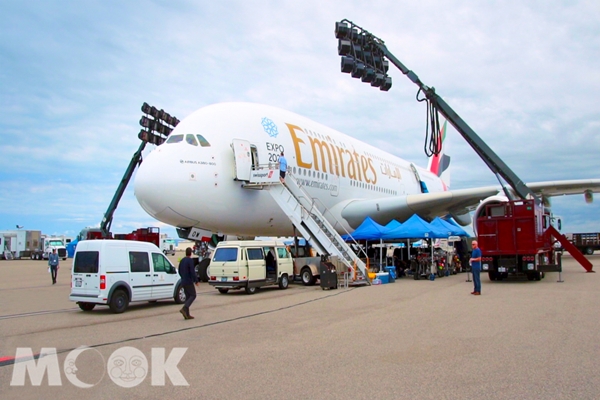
178, 247, 199, 319
470, 240, 482, 295
278, 151, 287, 183
48, 248, 59, 285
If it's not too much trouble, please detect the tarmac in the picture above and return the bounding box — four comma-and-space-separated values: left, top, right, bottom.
0, 254, 598, 399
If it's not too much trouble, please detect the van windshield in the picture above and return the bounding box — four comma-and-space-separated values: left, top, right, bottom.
213, 248, 238, 262
74, 251, 99, 273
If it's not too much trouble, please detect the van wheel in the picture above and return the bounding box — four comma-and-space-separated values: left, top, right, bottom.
245, 286, 257, 295
301, 268, 316, 286
174, 285, 186, 304
78, 302, 95, 311
218, 288, 229, 294
279, 274, 289, 289
109, 290, 129, 313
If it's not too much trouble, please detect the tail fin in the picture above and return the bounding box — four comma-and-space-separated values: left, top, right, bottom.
427, 120, 451, 188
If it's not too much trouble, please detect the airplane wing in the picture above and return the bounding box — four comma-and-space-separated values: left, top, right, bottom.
340, 179, 600, 228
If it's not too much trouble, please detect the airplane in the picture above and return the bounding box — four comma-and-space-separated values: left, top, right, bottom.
133, 102, 600, 240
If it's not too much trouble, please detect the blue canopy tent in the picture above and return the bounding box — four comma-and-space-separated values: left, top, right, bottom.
385, 219, 402, 231
382, 214, 448, 240
66, 238, 79, 258
430, 217, 469, 237
341, 216, 389, 241
446, 218, 470, 237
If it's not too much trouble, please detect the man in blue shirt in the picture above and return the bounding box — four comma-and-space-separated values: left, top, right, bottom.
279, 151, 287, 183
470, 240, 482, 295
48, 248, 59, 285
178, 247, 199, 319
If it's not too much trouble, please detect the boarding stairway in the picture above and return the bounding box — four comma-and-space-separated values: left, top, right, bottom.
243, 167, 369, 284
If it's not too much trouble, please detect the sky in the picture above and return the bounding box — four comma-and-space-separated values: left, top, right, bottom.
1, 0, 599, 241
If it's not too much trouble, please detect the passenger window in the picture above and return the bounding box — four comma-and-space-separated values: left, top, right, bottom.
247, 248, 264, 260
277, 247, 288, 259
196, 134, 211, 147
186, 134, 198, 146
213, 248, 238, 262
166, 134, 184, 144
129, 251, 150, 273
74, 251, 99, 273
152, 253, 171, 273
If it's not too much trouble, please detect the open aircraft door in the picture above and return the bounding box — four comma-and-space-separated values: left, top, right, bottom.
231, 139, 254, 181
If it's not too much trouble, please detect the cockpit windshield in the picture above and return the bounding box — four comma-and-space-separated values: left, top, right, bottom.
166, 134, 184, 144
165, 133, 211, 147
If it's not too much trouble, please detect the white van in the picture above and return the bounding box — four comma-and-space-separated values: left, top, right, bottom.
208, 240, 293, 294
69, 240, 185, 313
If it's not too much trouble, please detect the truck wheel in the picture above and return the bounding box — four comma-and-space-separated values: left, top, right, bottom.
488, 272, 496, 281
279, 274, 289, 289
78, 302, 95, 311
301, 268, 316, 286
534, 272, 541, 281
245, 286, 257, 295
585, 247, 594, 255
174, 284, 186, 304
109, 289, 129, 313
218, 288, 229, 294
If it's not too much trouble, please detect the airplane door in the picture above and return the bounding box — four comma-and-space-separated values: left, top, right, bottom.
330, 172, 339, 197
231, 139, 253, 181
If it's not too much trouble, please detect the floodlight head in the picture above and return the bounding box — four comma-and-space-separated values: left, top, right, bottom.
352, 44, 363, 60
338, 39, 352, 56
351, 62, 366, 79
371, 73, 385, 87
341, 56, 354, 73
362, 50, 372, 64
139, 116, 151, 128
382, 59, 389, 73
372, 54, 382, 71
141, 102, 151, 114
361, 67, 375, 83
335, 21, 350, 39
380, 76, 392, 91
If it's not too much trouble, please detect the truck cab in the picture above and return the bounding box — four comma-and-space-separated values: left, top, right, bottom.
208, 240, 293, 294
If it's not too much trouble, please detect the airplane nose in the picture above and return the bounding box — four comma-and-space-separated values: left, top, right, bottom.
134, 147, 200, 227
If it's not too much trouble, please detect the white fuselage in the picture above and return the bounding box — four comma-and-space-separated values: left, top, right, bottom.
134, 102, 445, 236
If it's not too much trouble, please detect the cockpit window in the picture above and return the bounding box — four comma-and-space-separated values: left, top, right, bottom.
185, 134, 198, 146
196, 134, 211, 147
166, 134, 184, 144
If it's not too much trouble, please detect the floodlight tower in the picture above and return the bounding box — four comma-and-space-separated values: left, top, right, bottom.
97, 103, 180, 238
334, 19, 538, 202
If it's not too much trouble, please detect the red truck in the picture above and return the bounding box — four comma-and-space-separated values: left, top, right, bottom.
476, 199, 562, 281
476, 199, 593, 280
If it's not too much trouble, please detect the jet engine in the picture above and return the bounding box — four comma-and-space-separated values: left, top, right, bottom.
473, 194, 509, 236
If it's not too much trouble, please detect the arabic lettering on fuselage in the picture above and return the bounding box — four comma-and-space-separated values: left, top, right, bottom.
286, 123, 378, 185
380, 163, 402, 181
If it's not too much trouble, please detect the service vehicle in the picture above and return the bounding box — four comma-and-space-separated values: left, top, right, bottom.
476, 199, 593, 280
208, 240, 293, 294
161, 238, 177, 255
69, 239, 185, 313
568, 232, 600, 255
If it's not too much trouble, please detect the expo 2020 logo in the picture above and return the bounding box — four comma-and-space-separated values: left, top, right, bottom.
261, 117, 278, 138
